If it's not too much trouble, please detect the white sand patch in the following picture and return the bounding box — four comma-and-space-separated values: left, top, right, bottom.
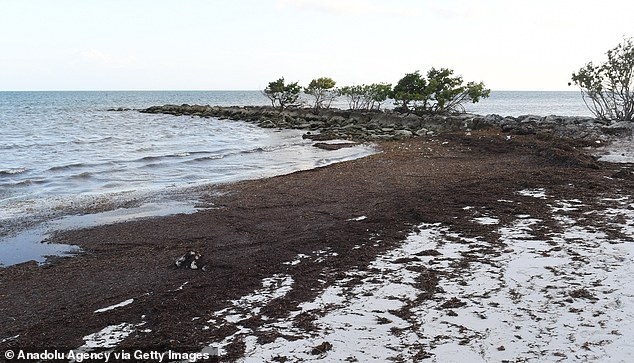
75, 320, 149, 356
202, 273, 295, 356
313, 248, 339, 263
597, 136, 634, 163
517, 188, 548, 199
421, 198, 634, 362
80, 323, 136, 349
185, 194, 634, 362
176, 281, 189, 290
213, 274, 294, 319
283, 254, 309, 266
431, 343, 485, 363
0, 334, 19, 343
94, 298, 134, 313
347, 215, 367, 221
211, 195, 634, 362
601, 199, 634, 239
473, 216, 499, 225
498, 217, 541, 240
237, 226, 446, 362
602, 196, 629, 203
550, 199, 584, 213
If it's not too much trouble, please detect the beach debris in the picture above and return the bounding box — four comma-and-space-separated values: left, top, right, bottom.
175, 251, 209, 271
311, 341, 333, 355
347, 215, 367, 221
313, 142, 359, 151
94, 298, 134, 313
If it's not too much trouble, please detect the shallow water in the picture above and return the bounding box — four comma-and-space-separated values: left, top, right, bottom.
0, 201, 198, 266
0, 92, 375, 217
596, 135, 634, 163
0, 91, 376, 266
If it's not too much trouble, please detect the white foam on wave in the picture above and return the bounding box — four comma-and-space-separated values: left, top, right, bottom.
0, 167, 27, 175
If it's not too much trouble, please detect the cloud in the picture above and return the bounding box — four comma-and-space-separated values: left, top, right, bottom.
276, 0, 416, 17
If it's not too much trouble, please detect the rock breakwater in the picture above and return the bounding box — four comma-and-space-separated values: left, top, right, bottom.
139, 105, 633, 142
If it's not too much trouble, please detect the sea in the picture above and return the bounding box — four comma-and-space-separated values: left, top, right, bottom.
0, 91, 597, 266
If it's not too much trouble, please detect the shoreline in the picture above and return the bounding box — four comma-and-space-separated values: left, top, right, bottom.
0, 132, 377, 266
2, 129, 634, 361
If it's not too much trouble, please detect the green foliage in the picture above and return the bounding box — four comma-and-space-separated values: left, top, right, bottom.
338, 85, 365, 110
305, 77, 337, 110
366, 83, 392, 110
392, 71, 427, 112
571, 37, 634, 121
391, 68, 490, 115
338, 83, 393, 110
263, 77, 302, 109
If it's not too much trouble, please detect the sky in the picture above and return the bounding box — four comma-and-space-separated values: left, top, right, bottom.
0, 0, 632, 91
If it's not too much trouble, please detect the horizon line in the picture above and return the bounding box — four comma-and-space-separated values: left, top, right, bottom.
0, 89, 580, 93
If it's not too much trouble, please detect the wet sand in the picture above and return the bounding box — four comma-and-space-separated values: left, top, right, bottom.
1, 130, 633, 361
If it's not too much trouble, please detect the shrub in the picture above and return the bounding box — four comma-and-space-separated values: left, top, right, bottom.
305, 77, 337, 111
365, 83, 392, 111
263, 77, 302, 109
392, 71, 427, 113
338, 85, 366, 110
392, 68, 490, 115
338, 83, 392, 111
570, 37, 634, 121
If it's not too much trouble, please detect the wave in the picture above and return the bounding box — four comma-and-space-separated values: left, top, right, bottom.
48, 163, 87, 172
47, 160, 121, 173
69, 172, 93, 180
2, 178, 49, 187
100, 182, 124, 189
139, 155, 164, 162
135, 150, 230, 163
183, 144, 301, 164
240, 143, 302, 155
190, 155, 225, 162
141, 163, 161, 169
139, 152, 195, 162
0, 144, 20, 150
71, 136, 118, 145
2, 139, 77, 150
0, 167, 28, 175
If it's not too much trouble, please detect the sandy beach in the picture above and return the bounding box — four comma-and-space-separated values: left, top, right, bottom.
1, 129, 634, 362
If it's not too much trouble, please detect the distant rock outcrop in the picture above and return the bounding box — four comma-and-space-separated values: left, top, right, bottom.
138, 105, 634, 143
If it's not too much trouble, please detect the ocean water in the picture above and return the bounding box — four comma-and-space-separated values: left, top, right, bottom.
0, 91, 377, 266
0, 90, 594, 266
465, 91, 593, 117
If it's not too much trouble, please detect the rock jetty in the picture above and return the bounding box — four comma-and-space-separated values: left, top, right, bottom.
139, 105, 633, 142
